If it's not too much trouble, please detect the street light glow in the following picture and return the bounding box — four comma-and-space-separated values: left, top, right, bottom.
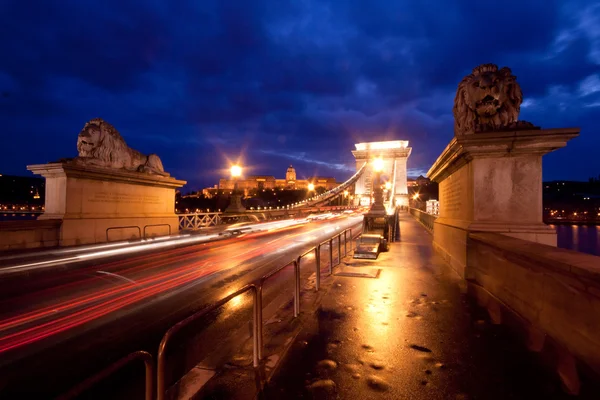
230, 164, 242, 178
373, 157, 384, 172
308, 183, 315, 191
413, 193, 419, 200
385, 182, 392, 190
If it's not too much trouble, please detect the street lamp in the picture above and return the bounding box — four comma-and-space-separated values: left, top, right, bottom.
230, 164, 242, 179
225, 164, 246, 213
373, 157, 384, 173
308, 183, 315, 192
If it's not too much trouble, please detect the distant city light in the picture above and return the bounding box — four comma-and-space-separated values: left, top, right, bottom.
308, 183, 315, 191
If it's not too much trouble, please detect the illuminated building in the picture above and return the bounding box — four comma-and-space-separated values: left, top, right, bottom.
211, 165, 339, 194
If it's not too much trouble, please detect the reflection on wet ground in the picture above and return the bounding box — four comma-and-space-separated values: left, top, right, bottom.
264, 215, 600, 400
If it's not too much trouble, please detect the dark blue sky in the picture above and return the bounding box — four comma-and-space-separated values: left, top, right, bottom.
0, 0, 598, 189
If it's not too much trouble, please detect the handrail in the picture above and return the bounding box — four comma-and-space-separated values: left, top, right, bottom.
260, 259, 301, 318
156, 284, 259, 400
143, 223, 172, 238
106, 225, 141, 242
408, 207, 437, 232
57, 350, 153, 400
64, 224, 362, 400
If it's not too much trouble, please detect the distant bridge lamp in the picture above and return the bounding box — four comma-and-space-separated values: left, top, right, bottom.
225, 164, 246, 213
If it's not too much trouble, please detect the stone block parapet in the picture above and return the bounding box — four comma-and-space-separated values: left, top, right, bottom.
0, 219, 61, 251
468, 232, 600, 393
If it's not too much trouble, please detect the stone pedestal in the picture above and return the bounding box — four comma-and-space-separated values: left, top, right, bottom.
225, 193, 246, 213
27, 163, 186, 246
427, 128, 579, 278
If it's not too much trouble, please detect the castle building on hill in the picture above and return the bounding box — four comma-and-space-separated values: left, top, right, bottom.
202, 165, 340, 196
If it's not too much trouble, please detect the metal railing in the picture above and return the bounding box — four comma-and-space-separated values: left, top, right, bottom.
156, 285, 260, 399
106, 225, 142, 241
156, 227, 355, 399
178, 213, 222, 231
408, 207, 438, 232
60, 226, 359, 400
143, 224, 172, 238
57, 351, 154, 400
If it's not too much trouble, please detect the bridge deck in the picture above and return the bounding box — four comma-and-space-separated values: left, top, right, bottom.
264, 213, 598, 399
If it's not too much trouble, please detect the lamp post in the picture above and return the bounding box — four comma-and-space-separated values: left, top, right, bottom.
307, 182, 315, 202
225, 164, 246, 213
369, 157, 386, 214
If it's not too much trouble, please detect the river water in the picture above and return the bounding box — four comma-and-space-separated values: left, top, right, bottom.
550, 224, 600, 257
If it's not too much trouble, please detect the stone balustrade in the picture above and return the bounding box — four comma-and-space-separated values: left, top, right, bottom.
466, 232, 600, 393
0, 219, 61, 251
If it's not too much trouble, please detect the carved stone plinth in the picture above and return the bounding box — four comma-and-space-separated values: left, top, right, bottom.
225, 193, 246, 213
427, 128, 579, 278
27, 162, 186, 246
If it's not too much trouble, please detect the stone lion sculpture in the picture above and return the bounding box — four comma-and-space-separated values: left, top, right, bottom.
74, 118, 169, 176
453, 63, 537, 135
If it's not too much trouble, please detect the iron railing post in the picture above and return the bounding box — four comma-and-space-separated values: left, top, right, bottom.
252, 286, 260, 367
337, 233, 341, 264
294, 259, 300, 317
257, 284, 263, 360
344, 229, 349, 256
315, 245, 321, 291
329, 238, 333, 274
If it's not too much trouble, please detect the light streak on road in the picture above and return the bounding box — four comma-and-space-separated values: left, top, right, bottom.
0, 218, 309, 276
0, 214, 362, 356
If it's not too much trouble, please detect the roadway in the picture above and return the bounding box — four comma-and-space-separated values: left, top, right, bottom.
0, 212, 363, 398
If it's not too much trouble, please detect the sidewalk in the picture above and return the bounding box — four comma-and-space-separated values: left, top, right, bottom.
263, 213, 591, 399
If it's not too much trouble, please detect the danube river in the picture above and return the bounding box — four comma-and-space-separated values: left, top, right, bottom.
1, 214, 599, 256
550, 224, 600, 256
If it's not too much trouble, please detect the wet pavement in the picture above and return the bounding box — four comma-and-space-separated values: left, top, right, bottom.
263, 213, 600, 399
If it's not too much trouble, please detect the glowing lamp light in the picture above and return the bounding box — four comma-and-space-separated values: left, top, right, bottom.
385, 182, 392, 190
308, 183, 315, 191
230, 164, 242, 178
373, 157, 384, 172
413, 193, 420, 200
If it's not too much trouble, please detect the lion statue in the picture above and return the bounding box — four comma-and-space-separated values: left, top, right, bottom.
453, 63, 538, 135
74, 118, 169, 176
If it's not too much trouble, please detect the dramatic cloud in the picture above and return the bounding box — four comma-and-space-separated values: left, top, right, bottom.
0, 0, 598, 189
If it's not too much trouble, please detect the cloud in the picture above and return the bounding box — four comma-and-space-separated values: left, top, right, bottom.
1, 0, 599, 189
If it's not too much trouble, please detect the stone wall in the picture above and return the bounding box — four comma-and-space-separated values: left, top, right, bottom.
467, 232, 600, 392
0, 219, 61, 251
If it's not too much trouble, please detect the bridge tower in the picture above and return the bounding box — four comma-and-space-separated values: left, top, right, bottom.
352, 140, 412, 207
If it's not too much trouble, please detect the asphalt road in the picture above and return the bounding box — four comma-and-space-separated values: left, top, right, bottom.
0, 213, 363, 398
